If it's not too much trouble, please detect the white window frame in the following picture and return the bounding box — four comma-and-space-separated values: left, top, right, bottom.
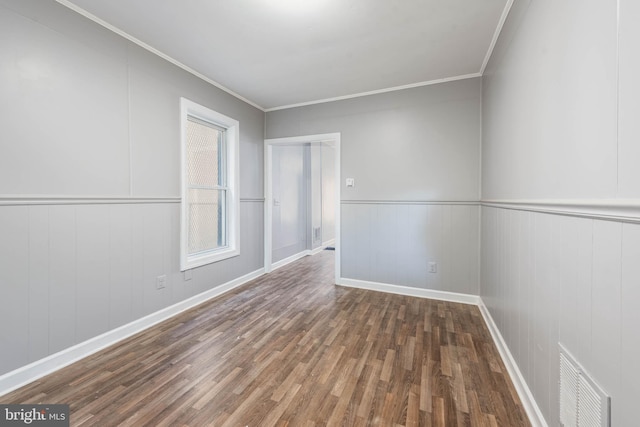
180, 97, 240, 271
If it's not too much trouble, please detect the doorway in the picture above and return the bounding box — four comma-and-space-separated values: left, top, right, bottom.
264, 133, 341, 283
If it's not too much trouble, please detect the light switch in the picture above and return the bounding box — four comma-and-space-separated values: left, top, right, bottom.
346, 178, 355, 187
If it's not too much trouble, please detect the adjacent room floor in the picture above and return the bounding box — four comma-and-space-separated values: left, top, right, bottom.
1, 250, 530, 426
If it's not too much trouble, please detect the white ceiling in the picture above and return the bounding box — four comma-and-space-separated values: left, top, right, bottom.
58, 0, 510, 111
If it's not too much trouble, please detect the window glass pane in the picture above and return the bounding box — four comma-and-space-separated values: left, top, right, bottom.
180, 98, 238, 270
187, 189, 227, 254
186, 117, 225, 188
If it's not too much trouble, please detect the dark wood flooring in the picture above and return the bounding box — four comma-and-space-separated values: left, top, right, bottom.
1, 250, 530, 426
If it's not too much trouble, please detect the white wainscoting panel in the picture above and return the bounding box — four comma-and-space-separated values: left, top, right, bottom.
481, 205, 640, 426
620, 223, 640, 424
341, 202, 479, 295
0, 200, 264, 383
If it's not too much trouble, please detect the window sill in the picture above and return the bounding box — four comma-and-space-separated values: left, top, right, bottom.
181, 247, 240, 271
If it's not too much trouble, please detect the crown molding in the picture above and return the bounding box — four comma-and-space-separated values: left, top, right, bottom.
55, 0, 265, 111
265, 73, 482, 112
480, 0, 515, 74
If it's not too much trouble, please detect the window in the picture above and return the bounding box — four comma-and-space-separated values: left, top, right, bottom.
180, 98, 239, 270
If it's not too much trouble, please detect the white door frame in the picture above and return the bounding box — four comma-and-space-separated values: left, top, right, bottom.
264, 133, 341, 283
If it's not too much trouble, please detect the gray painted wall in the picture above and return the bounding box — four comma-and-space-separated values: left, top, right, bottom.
481, 0, 640, 425
268, 78, 481, 201
0, 0, 264, 376
266, 79, 481, 293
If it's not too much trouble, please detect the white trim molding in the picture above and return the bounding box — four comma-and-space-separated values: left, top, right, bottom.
479, 0, 515, 74
264, 133, 341, 283
0, 268, 265, 398
342, 200, 479, 206
337, 278, 481, 306
478, 299, 549, 427
180, 98, 241, 271
265, 73, 481, 112
0, 196, 180, 206
270, 245, 332, 271
271, 251, 310, 271
482, 198, 640, 223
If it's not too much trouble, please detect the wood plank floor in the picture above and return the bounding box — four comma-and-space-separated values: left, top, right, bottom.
1, 251, 530, 426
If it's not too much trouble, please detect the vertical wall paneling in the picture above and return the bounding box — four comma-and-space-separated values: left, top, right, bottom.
375, 204, 397, 286
341, 203, 479, 295
426, 205, 443, 291
520, 211, 531, 375
108, 205, 134, 329
557, 217, 593, 377
620, 223, 640, 426
481, 0, 636, 424
48, 206, 77, 354
480, 206, 635, 425
169, 203, 184, 305
142, 204, 168, 315
447, 204, 479, 295
0, 207, 29, 373
27, 206, 50, 362
440, 205, 452, 293
76, 205, 111, 343
547, 215, 563, 421
130, 205, 146, 321
590, 221, 621, 399
0, 200, 265, 379
0, 0, 266, 381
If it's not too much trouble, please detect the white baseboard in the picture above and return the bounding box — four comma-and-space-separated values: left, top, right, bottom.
271, 250, 310, 271
336, 278, 481, 305
270, 245, 333, 271
478, 299, 548, 427
0, 267, 265, 397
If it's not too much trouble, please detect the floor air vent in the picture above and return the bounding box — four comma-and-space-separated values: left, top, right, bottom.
559, 345, 610, 427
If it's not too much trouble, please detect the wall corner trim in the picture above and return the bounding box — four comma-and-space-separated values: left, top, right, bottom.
336, 278, 481, 305
477, 298, 549, 427
0, 267, 265, 398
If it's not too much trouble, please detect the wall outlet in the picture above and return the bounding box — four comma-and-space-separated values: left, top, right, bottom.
156, 275, 166, 289
183, 270, 193, 281
428, 262, 437, 273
